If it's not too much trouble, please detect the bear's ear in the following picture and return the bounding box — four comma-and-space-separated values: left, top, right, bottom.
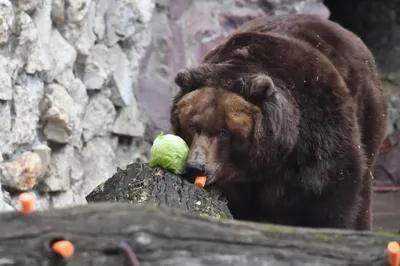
174, 68, 194, 91
240, 74, 277, 105
174, 64, 214, 93
251, 87, 299, 164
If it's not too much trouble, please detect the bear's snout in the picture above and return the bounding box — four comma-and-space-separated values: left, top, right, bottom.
185, 161, 206, 177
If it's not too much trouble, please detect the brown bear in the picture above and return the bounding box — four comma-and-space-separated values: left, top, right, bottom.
170, 14, 388, 230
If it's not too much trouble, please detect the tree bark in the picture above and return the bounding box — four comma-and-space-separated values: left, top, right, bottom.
86, 163, 233, 220
0, 202, 398, 266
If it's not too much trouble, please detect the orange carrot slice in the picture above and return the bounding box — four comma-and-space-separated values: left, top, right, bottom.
52, 240, 75, 258
194, 176, 207, 188
19, 193, 34, 215
388, 241, 400, 266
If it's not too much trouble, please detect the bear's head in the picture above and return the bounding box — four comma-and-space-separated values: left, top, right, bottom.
170, 66, 299, 186
172, 85, 257, 185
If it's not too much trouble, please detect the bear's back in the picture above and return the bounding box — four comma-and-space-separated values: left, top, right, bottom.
234, 14, 379, 97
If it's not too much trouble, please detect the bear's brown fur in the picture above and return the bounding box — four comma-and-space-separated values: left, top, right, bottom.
170, 14, 388, 230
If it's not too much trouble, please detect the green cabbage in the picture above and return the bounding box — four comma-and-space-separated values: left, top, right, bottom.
149, 132, 189, 174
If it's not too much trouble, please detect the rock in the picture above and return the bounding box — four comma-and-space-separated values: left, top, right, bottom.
17, 0, 41, 13
105, 0, 137, 46
56, 0, 97, 56
43, 144, 84, 192
0, 152, 42, 191
32, 144, 52, 179
0, 101, 11, 156
32, 191, 51, 210
12, 74, 44, 144
51, 0, 92, 24
294, 0, 331, 18
54, 68, 87, 148
0, 201, 13, 212
31, 0, 52, 44
82, 93, 116, 142
0, 0, 14, 43
112, 96, 145, 137
75, 1, 97, 55
51, 0, 68, 23
373, 136, 400, 189
105, 0, 155, 46
83, 44, 110, 90
51, 0, 96, 55
0, 74, 44, 156
50, 189, 87, 208
55, 67, 89, 122
12, 75, 44, 144
218, 8, 264, 33
0, 188, 14, 208
79, 137, 117, 197
50, 190, 75, 208
26, 0, 53, 74
69, 149, 85, 186
93, 0, 109, 40
108, 44, 133, 107
55, 0, 97, 56
115, 137, 151, 169
135, 0, 155, 24
258, 0, 330, 18
387, 70, 400, 87
0, 55, 18, 101
0, 72, 12, 101
41, 83, 80, 144
156, 0, 193, 20
13, 10, 52, 75
381, 80, 400, 136
41, 27, 77, 82
0, 186, 13, 212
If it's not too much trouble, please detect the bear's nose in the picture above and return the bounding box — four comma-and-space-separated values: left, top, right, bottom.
185, 161, 206, 177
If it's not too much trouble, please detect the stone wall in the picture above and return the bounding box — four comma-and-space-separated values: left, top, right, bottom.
1, 0, 398, 212
0, 0, 155, 210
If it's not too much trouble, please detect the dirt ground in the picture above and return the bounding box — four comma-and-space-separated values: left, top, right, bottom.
372, 192, 400, 232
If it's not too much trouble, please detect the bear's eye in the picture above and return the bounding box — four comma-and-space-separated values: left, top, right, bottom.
188, 123, 196, 133
218, 130, 229, 138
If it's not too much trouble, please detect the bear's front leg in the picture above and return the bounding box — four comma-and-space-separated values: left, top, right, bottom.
303, 207, 357, 229
301, 186, 364, 230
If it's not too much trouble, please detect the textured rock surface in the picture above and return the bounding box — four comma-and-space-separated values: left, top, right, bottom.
0, 0, 156, 211
0, 151, 43, 191
1, 0, 399, 211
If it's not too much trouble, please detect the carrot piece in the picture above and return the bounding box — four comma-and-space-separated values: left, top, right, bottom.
194, 176, 207, 188
19, 193, 34, 215
387, 241, 400, 266
52, 240, 75, 258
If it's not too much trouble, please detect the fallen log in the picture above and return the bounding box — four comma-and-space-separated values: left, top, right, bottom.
0, 202, 398, 266
86, 163, 233, 220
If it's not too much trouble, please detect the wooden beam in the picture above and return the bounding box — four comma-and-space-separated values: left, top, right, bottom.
0, 202, 398, 265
